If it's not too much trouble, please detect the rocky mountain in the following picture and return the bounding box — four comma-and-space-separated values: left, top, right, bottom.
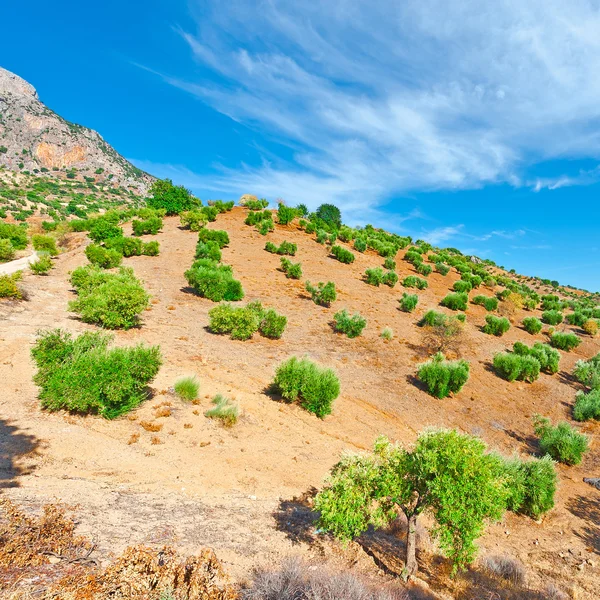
0, 66, 154, 194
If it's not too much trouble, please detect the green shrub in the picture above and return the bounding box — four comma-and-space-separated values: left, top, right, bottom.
542, 310, 563, 325
331, 245, 355, 264
260, 308, 288, 339
195, 240, 222, 262
305, 281, 336, 307
316, 204, 342, 228
147, 179, 198, 215
550, 332, 581, 352
502, 455, 557, 519
197, 228, 230, 248
383, 258, 396, 270
353, 237, 367, 252
522, 317, 543, 335
208, 303, 260, 340
244, 198, 269, 211
132, 216, 162, 236
513, 342, 560, 374
0, 239, 15, 261
415, 263, 432, 277
174, 376, 200, 401
31, 329, 161, 418
573, 354, 600, 389
88, 220, 123, 242
0, 222, 28, 249
141, 241, 160, 256
205, 394, 239, 426
419, 310, 448, 327
482, 315, 510, 336
533, 416, 589, 465
435, 262, 450, 276
566, 312, 588, 327
493, 352, 540, 383
85, 244, 122, 268
68, 266, 150, 329
272, 356, 340, 418
280, 257, 302, 279
417, 353, 470, 399
0, 272, 23, 299
265, 240, 297, 256
453, 280, 472, 293
333, 310, 367, 338
573, 389, 600, 421
31, 234, 58, 256
403, 275, 428, 290
277, 203, 297, 225
315, 229, 328, 244
185, 259, 244, 302
105, 236, 143, 257
472, 295, 498, 311
257, 219, 274, 235
380, 327, 394, 341
441, 292, 468, 311
382, 270, 398, 287
337, 226, 355, 243
364, 267, 384, 286
30, 254, 54, 276
399, 292, 418, 313
180, 209, 207, 231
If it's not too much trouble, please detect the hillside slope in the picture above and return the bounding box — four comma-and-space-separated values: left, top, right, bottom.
0, 67, 153, 194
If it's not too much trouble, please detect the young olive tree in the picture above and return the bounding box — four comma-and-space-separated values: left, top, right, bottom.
315, 430, 509, 580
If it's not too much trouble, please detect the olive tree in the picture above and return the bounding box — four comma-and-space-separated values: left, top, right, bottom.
314, 430, 509, 579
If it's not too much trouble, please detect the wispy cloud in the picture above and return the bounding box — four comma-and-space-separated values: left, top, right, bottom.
420, 225, 465, 246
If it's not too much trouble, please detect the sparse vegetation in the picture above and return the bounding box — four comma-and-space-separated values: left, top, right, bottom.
533, 415, 589, 465
280, 257, 302, 279
174, 376, 200, 401
398, 292, 418, 312
472, 295, 498, 311
205, 394, 239, 426
380, 327, 393, 341
272, 356, 340, 418
31, 234, 58, 256
333, 309, 367, 338
30, 253, 54, 275
549, 331, 581, 352
402, 275, 428, 289
417, 353, 470, 398
440, 292, 468, 311
185, 258, 244, 302
0, 272, 23, 299
482, 315, 511, 336
265, 240, 297, 256
305, 281, 336, 307
330, 244, 355, 264
522, 316, 543, 335
208, 301, 287, 340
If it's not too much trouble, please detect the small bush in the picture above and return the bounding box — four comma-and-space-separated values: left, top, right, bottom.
197, 229, 230, 248
305, 281, 336, 307
280, 257, 302, 279
419, 310, 448, 327
277, 203, 297, 225
142, 241, 160, 256
174, 376, 200, 401
257, 219, 274, 235
88, 220, 123, 242
453, 280, 472, 293
31, 234, 58, 256
383, 258, 396, 270
415, 263, 432, 277
180, 209, 207, 231
542, 310, 564, 325
493, 352, 540, 383
195, 240, 222, 262
0, 239, 15, 261
31, 329, 161, 418
132, 216, 162, 236
522, 316, 543, 335
440, 292, 468, 311
435, 262, 450, 276
185, 259, 244, 302
382, 270, 398, 287
550, 332, 581, 352
259, 308, 287, 339
85, 244, 122, 268
380, 327, 393, 341
205, 394, 239, 427
482, 315, 510, 336
208, 303, 261, 340
353, 237, 367, 252
331, 245, 355, 264
0, 272, 23, 299
105, 236, 143, 257
573, 353, 600, 389
573, 389, 600, 421
30, 254, 54, 276
333, 310, 367, 338
272, 356, 340, 418
534, 416, 589, 465
0, 222, 28, 249
472, 295, 498, 311
417, 353, 470, 398
364, 267, 384, 286
265, 241, 297, 256
398, 293, 418, 313
583, 319, 599, 336
513, 342, 560, 374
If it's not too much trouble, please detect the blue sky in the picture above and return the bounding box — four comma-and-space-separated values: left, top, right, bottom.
3, 1, 600, 291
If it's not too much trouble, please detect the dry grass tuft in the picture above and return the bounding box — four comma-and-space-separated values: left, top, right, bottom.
184, 423, 193, 429
128, 433, 140, 445
140, 421, 163, 432
154, 406, 172, 418
150, 436, 163, 445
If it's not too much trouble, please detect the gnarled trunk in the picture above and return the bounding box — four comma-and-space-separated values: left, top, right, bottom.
402, 513, 418, 581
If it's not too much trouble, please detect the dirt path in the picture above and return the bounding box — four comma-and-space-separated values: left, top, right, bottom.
0, 251, 38, 275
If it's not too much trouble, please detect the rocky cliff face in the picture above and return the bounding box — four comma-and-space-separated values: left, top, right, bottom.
0, 67, 154, 194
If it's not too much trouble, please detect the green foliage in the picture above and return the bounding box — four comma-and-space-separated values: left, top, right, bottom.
185, 259, 244, 302
501, 455, 557, 519
195, 240, 222, 262
31, 329, 161, 419
573, 389, 600, 422
399, 292, 418, 313
0, 272, 23, 299
132, 215, 162, 236
104, 236, 143, 257
380, 327, 394, 341
440, 292, 468, 311
415, 263, 432, 277
315, 430, 510, 575
260, 308, 288, 339
205, 394, 239, 427
333, 309, 367, 338
482, 315, 511, 336
435, 262, 450, 276
383, 257, 396, 270
85, 244, 122, 268
277, 203, 297, 225
272, 356, 340, 418
419, 310, 448, 327
573, 353, 600, 389
0, 239, 15, 261
315, 229, 328, 244
244, 198, 269, 210
68, 266, 150, 329
453, 280, 472, 293
265, 240, 297, 256
513, 341, 560, 374
180, 209, 207, 231
403, 275, 428, 290
472, 295, 498, 311
550, 332, 581, 352
31, 234, 58, 256
174, 376, 200, 401
353, 237, 367, 252
30, 254, 54, 276
305, 281, 336, 307
364, 267, 384, 286
88, 219, 123, 242
382, 270, 398, 287
197, 228, 230, 248
522, 317, 543, 335
542, 310, 564, 325
147, 179, 198, 215
257, 219, 274, 235
208, 301, 287, 340
417, 353, 470, 398
331, 245, 355, 264
565, 311, 588, 327
280, 257, 302, 279
141, 241, 160, 256
493, 352, 540, 383
533, 416, 589, 465
315, 204, 342, 228
0, 222, 28, 249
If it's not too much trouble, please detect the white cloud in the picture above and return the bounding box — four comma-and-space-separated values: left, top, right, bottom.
143, 1, 600, 218
420, 225, 464, 246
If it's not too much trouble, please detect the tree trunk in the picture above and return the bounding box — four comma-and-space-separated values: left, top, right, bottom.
402, 513, 418, 581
